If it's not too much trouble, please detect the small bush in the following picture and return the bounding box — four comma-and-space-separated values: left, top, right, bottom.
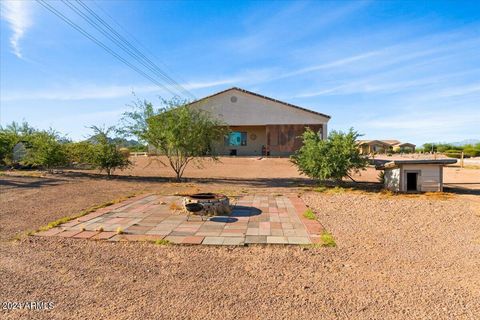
321, 231, 336, 247
22, 130, 69, 172
313, 186, 328, 193
291, 128, 368, 182
154, 239, 170, 246
313, 185, 352, 194
38, 216, 72, 231
65, 141, 96, 165
89, 126, 131, 177
463, 147, 479, 157
303, 208, 316, 220
445, 153, 462, 159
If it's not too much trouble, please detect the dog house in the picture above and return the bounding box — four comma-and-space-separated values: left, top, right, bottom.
377, 159, 457, 192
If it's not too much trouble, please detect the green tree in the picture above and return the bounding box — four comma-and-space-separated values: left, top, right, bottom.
89, 126, 131, 177
0, 121, 35, 165
22, 129, 68, 172
65, 141, 97, 165
291, 128, 368, 182
0, 131, 14, 165
121, 97, 228, 181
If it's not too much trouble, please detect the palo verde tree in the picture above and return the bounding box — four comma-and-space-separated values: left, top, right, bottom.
89, 126, 131, 177
121, 97, 228, 181
291, 128, 368, 183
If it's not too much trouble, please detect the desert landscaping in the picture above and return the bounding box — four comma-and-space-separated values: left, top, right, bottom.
2, 1, 480, 318
1, 157, 479, 319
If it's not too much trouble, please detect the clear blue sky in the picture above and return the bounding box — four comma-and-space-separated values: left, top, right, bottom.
1, 0, 479, 145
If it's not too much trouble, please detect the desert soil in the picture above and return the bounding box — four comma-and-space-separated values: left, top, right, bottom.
1, 157, 480, 319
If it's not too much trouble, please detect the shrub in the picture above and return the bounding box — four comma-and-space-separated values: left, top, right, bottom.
303, 208, 316, 220
65, 141, 96, 165
445, 152, 462, 159
154, 239, 170, 245
291, 128, 368, 182
320, 231, 336, 247
463, 147, 479, 158
0, 121, 36, 165
89, 126, 131, 177
22, 130, 68, 172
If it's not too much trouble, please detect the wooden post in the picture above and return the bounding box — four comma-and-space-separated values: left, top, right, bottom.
461, 151, 464, 168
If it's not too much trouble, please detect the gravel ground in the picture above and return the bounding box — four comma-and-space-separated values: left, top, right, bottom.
1, 158, 480, 319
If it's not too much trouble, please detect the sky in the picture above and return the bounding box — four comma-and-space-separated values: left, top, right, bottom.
1, 0, 479, 145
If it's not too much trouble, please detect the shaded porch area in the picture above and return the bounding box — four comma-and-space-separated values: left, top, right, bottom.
221, 124, 325, 157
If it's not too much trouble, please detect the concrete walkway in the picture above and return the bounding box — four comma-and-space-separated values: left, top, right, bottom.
36, 193, 324, 245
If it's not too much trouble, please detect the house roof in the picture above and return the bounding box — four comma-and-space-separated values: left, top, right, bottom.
376, 159, 457, 170
188, 87, 331, 119
357, 139, 403, 146
394, 142, 416, 147
357, 140, 392, 146
382, 140, 401, 145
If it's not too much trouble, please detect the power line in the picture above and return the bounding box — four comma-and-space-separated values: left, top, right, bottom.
35, 0, 187, 98
71, 0, 195, 99
60, 0, 189, 98
90, 0, 194, 96
76, 0, 195, 99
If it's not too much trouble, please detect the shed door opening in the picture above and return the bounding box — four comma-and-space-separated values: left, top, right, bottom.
406, 172, 418, 191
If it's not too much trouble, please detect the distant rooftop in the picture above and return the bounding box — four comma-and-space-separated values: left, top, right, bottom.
357, 139, 404, 146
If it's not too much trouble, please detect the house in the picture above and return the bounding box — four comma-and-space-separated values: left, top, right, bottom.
357, 140, 415, 154
357, 140, 397, 154
392, 142, 416, 153
376, 159, 456, 192
188, 87, 330, 156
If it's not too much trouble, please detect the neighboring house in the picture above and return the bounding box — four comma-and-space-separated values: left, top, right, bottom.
188, 87, 330, 156
376, 159, 456, 192
357, 140, 415, 154
392, 142, 416, 153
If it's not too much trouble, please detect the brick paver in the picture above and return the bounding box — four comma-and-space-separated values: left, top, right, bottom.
72, 231, 99, 239
36, 193, 324, 245
35, 227, 64, 237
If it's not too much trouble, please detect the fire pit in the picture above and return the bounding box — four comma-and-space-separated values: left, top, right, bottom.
183, 193, 231, 218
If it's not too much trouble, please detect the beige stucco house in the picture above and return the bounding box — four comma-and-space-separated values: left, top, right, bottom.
377, 159, 456, 192
188, 87, 330, 156
392, 142, 416, 153
358, 140, 416, 154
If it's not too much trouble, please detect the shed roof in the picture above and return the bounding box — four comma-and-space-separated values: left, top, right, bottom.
376, 159, 457, 170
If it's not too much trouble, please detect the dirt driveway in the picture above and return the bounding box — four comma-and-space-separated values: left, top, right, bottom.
1, 158, 479, 319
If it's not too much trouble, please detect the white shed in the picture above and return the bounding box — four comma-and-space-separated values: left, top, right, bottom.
377, 159, 457, 192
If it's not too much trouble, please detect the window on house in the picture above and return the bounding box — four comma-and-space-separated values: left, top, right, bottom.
225, 131, 247, 146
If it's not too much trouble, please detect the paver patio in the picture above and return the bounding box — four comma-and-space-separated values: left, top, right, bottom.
36, 193, 325, 245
